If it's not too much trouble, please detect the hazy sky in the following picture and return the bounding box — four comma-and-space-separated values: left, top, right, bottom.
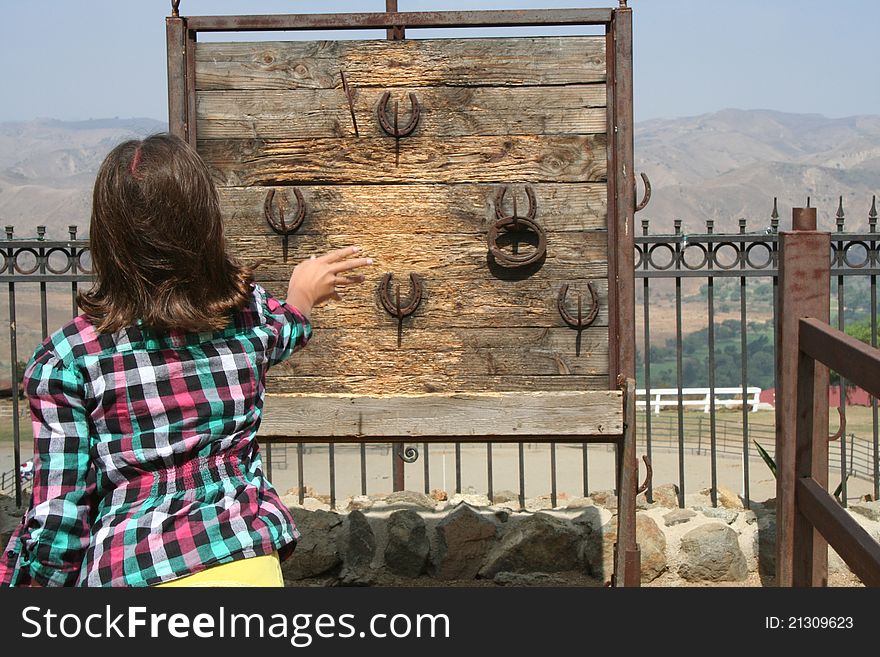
1, 0, 877, 123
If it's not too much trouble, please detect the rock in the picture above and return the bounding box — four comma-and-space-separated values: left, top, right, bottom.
492, 490, 519, 503
449, 493, 492, 508
755, 514, 776, 577
383, 491, 438, 510
343, 495, 374, 512
342, 510, 375, 569
494, 510, 510, 523
524, 495, 556, 511
572, 507, 606, 534
741, 510, 758, 525
590, 490, 618, 510
663, 509, 696, 527
430, 489, 448, 502
478, 513, 581, 578
849, 501, 880, 522
563, 497, 594, 509
337, 568, 376, 587
384, 510, 429, 577
679, 523, 748, 582
584, 513, 666, 583
700, 507, 739, 525
716, 486, 745, 510
493, 572, 566, 586
434, 505, 498, 580
296, 497, 330, 511
651, 484, 680, 509
636, 493, 652, 510
281, 509, 344, 580
286, 485, 318, 499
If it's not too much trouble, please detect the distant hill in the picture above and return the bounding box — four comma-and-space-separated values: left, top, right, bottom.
635, 109, 880, 234
0, 111, 878, 238
0, 118, 166, 238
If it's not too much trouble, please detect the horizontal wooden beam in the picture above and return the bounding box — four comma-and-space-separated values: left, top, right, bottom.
799, 317, 880, 398
258, 389, 622, 440
796, 477, 880, 587
185, 9, 614, 33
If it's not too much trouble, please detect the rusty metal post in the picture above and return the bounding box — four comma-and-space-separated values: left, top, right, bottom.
387, 0, 406, 492
607, 4, 635, 386
776, 207, 830, 586
386, 0, 405, 40
613, 376, 641, 586
166, 12, 188, 140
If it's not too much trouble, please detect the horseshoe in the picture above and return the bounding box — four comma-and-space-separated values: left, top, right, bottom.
264, 188, 306, 236
487, 185, 547, 268
378, 272, 423, 319
635, 172, 651, 212
637, 455, 653, 495
377, 92, 421, 138
828, 407, 846, 442
557, 282, 600, 329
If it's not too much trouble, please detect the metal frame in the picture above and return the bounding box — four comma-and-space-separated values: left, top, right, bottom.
165, 2, 639, 585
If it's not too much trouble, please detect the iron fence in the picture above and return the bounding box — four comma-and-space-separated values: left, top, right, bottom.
2, 197, 879, 509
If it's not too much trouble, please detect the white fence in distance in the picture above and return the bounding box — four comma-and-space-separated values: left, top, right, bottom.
637, 387, 773, 414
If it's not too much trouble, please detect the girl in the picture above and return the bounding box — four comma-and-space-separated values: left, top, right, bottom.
0, 133, 372, 586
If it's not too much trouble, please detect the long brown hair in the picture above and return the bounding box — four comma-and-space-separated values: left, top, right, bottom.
78, 133, 253, 333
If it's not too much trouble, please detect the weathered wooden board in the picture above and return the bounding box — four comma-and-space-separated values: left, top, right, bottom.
257, 277, 610, 330
258, 390, 622, 438
196, 34, 614, 396
261, 374, 611, 395
195, 37, 606, 91
271, 326, 608, 377
200, 135, 607, 186
219, 183, 607, 235
197, 86, 606, 139
229, 229, 607, 270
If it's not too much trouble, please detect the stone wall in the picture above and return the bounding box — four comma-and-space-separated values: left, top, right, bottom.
2, 486, 878, 586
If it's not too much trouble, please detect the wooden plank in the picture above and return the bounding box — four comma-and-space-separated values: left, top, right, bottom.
775, 229, 831, 587
800, 317, 880, 397
197, 86, 606, 140
263, 374, 610, 395
271, 326, 609, 378
228, 228, 607, 272
257, 389, 623, 438
254, 275, 610, 330
219, 183, 607, 235
186, 9, 614, 33
796, 477, 880, 587
195, 37, 606, 91
200, 134, 607, 186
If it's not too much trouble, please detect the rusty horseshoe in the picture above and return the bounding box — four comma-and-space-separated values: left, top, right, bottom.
828, 407, 846, 442
637, 455, 653, 495
558, 282, 599, 357
378, 272, 423, 347
635, 172, 652, 212
377, 91, 420, 166
264, 188, 306, 236
487, 185, 547, 268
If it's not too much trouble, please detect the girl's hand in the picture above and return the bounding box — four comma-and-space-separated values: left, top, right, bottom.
286, 246, 373, 319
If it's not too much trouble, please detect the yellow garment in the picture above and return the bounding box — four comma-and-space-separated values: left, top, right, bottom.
156, 552, 283, 587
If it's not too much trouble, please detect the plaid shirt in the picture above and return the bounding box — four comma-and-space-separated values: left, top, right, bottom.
0, 284, 310, 587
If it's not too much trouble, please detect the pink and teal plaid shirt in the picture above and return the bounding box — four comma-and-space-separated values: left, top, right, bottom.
0, 284, 310, 587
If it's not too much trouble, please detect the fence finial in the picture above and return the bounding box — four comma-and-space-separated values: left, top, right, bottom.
771, 197, 779, 233
171, 1, 180, 17
870, 195, 878, 233
806, 196, 811, 208
836, 196, 845, 232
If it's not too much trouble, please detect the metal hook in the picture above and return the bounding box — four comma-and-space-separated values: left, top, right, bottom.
488, 185, 546, 268
637, 455, 653, 494
635, 172, 651, 212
